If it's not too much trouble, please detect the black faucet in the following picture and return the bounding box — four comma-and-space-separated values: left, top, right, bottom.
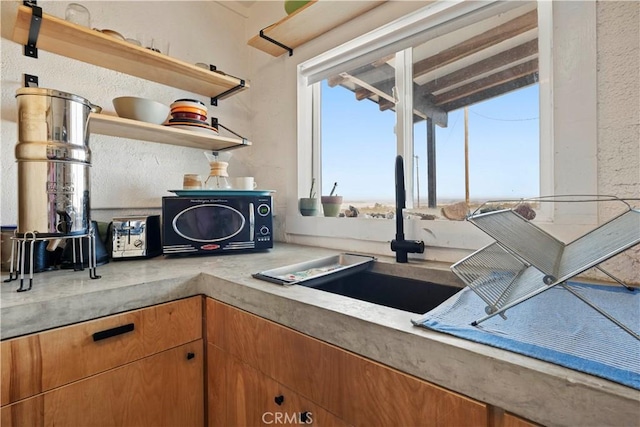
390, 155, 425, 263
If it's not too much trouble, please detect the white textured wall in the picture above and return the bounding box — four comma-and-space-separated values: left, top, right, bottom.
593, 1, 640, 282
1, 1, 251, 224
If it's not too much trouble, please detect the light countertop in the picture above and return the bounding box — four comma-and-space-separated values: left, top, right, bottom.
1, 243, 638, 426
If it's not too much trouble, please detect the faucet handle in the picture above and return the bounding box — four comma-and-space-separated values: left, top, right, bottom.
391, 239, 425, 263
391, 239, 425, 253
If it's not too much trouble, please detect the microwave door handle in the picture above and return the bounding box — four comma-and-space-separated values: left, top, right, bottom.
249, 203, 255, 240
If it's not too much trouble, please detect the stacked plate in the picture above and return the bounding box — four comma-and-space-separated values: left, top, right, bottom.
164, 99, 218, 136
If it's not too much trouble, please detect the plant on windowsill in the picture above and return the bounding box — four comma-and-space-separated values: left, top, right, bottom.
321, 182, 343, 217
299, 178, 319, 216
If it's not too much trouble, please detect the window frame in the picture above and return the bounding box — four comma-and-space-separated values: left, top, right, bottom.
289, 1, 597, 261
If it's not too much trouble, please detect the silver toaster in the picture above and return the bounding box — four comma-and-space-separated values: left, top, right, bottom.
111, 215, 162, 259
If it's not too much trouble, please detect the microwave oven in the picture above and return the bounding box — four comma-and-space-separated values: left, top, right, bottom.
162, 195, 273, 255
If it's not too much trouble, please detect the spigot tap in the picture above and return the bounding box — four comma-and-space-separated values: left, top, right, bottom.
390, 155, 425, 263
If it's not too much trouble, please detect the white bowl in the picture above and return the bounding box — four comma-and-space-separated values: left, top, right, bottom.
112, 97, 170, 124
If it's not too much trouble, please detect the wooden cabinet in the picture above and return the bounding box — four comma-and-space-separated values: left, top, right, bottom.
491, 410, 541, 427
206, 298, 488, 427
208, 344, 349, 426
1, 294, 541, 426
2, 340, 203, 427
11, 4, 250, 150
1, 297, 203, 426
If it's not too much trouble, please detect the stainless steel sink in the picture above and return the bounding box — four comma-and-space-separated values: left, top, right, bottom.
300, 271, 462, 314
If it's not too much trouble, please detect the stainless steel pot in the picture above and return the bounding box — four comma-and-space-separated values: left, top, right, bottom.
15, 88, 96, 237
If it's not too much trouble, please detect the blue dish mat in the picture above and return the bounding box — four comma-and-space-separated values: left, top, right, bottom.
412, 282, 640, 389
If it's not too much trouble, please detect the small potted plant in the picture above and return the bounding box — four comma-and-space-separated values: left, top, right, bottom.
298, 178, 319, 216
321, 182, 343, 217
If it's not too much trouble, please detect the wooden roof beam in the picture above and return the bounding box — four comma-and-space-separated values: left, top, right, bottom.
413, 9, 538, 78
378, 98, 395, 111
339, 73, 447, 126
327, 59, 393, 88
355, 88, 374, 100
434, 59, 538, 106
377, 99, 428, 123
438, 73, 539, 112
421, 39, 538, 94
327, 75, 348, 87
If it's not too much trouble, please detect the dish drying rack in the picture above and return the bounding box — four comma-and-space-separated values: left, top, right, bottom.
451, 195, 640, 340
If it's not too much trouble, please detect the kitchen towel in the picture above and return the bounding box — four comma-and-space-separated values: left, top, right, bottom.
412, 282, 640, 390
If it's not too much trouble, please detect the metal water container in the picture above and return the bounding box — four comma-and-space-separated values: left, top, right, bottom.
15, 88, 95, 237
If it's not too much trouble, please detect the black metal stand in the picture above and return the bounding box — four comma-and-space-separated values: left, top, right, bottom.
3, 228, 102, 292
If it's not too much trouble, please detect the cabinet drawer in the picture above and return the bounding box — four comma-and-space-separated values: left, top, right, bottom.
2, 296, 202, 405
207, 298, 487, 427
2, 340, 203, 427
208, 344, 349, 427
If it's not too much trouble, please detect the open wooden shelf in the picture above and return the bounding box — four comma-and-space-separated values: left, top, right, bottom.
248, 0, 387, 57
89, 114, 251, 151
12, 5, 248, 100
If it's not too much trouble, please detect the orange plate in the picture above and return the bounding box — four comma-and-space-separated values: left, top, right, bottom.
170, 106, 208, 115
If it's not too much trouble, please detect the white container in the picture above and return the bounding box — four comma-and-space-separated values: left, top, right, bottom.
113, 96, 170, 124
230, 177, 257, 190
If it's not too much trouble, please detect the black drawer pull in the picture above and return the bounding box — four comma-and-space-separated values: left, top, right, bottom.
274, 395, 284, 406
187, 352, 196, 360
92, 323, 135, 342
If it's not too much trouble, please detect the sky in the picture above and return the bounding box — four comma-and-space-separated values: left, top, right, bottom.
321, 80, 540, 204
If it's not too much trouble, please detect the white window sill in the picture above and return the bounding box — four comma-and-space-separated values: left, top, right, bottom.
285, 215, 490, 263
285, 214, 598, 263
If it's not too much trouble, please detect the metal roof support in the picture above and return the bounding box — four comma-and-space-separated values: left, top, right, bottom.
427, 118, 437, 208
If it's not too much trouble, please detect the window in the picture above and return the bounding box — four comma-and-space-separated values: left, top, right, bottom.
320, 58, 397, 207
315, 2, 540, 214
293, 1, 597, 257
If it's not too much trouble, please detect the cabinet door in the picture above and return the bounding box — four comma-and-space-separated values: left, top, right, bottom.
1, 296, 202, 405
1, 340, 204, 427
502, 412, 541, 427
208, 344, 349, 427
207, 298, 487, 427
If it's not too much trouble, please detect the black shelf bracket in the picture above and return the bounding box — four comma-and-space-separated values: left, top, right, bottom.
210, 118, 248, 146
210, 80, 245, 107
24, 74, 39, 87
23, 1, 42, 58
203, 65, 246, 107
259, 28, 293, 57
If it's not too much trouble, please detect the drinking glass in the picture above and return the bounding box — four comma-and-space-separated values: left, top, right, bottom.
65, 3, 90, 27
151, 37, 170, 56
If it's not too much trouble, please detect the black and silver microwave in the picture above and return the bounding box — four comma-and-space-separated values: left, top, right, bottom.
162, 196, 273, 255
